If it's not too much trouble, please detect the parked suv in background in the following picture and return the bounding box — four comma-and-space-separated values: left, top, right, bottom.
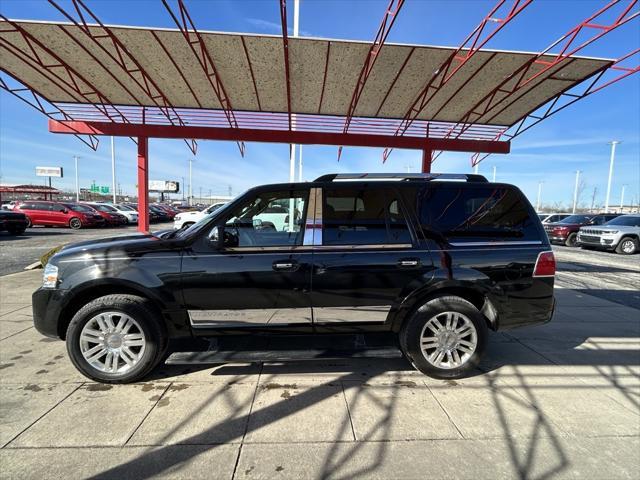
544, 213, 620, 247
32, 173, 555, 384
578, 214, 640, 254
13, 201, 104, 229
83, 202, 128, 226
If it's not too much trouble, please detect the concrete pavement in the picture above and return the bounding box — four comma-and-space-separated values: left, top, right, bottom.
0, 270, 638, 479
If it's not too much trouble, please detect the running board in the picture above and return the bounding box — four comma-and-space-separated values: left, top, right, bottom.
165, 347, 403, 365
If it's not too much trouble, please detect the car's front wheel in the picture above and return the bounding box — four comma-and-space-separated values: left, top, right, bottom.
565, 233, 578, 247
69, 217, 82, 230
400, 296, 487, 379
616, 236, 638, 255
66, 294, 166, 383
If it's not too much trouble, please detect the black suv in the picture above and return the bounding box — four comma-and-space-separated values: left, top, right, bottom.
33, 173, 555, 383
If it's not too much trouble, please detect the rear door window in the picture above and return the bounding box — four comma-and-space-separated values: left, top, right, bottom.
418, 185, 539, 242
323, 187, 412, 245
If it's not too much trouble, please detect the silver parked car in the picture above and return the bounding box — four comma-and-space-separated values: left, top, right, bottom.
577, 214, 640, 254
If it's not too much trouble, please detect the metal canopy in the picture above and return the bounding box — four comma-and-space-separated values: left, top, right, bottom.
0, 19, 611, 128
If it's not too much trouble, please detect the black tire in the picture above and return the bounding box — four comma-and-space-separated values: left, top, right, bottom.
565, 232, 578, 247
24, 216, 32, 228
6, 226, 25, 235
615, 236, 638, 255
69, 217, 82, 230
400, 296, 488, 379
65, 294, 166, 384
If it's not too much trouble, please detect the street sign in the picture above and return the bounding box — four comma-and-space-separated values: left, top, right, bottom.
90, 182, 110, 194
36, 166, 63, 177
149, 180, 180, 192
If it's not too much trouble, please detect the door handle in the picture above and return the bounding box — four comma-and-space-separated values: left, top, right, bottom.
397, 258, 421, 268
273, 260, 298, 271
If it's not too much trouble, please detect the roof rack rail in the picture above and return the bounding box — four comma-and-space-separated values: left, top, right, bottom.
314, 173, 488, 182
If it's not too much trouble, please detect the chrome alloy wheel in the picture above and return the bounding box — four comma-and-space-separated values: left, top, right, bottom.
621, 239, 635, 254
79, 312, 146, 374
419, 311, 478, 369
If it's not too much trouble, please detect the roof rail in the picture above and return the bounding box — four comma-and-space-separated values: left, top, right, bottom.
314, 173, 488, 182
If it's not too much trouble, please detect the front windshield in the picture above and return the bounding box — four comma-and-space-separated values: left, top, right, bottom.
117, 204, 135, 211
559, 214, 592, 224
604, 215, 640, 226
64, 203, 96, 213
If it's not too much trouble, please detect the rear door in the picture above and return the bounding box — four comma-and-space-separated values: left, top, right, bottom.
310, 185, 432, 330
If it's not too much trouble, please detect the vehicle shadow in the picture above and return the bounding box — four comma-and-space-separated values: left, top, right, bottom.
88, 291, 638, 480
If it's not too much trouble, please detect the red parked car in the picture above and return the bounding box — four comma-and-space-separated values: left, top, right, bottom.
13, 201, 104, 229
82, 202, 128, 226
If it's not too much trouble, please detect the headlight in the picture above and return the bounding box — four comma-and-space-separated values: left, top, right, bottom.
42, 263, 59, 288
603, 230, 618, 234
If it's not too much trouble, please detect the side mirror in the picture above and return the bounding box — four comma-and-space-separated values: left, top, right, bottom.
208, 225, 224, 248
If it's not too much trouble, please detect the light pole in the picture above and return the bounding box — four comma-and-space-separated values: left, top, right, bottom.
181, 177, 185, 201
536, 181, 543, 212
620, 184, 627, 212
474, 163, 479, 174
188, 158, 193, 206
572, 170, 581, 214
492, 166, 496, 182
604, 141, 619, 213
74, 155, 80, 201
110, 136, 117, 203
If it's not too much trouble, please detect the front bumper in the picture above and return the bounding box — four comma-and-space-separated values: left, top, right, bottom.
32, 287, 68, 338
577, 234, 617, 249
548, 235, 568, 243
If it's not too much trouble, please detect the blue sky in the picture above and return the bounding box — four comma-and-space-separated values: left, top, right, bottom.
1, 0, 638, 208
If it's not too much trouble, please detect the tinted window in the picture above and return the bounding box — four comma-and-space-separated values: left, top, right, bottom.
222, 189, 308, 247
323, 187, 411, 245
63, 203, 94, 213
605, 215, 640, 226
418, 185, 538, 241
558, 214, 593, 224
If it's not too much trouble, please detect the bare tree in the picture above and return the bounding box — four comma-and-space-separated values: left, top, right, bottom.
590, 186, 598, 211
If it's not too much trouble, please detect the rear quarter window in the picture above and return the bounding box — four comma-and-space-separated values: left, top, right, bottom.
417, 184, 540, 242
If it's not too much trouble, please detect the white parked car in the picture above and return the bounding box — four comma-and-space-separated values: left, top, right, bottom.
106, 203, 138, 224
174, 203, 227, 229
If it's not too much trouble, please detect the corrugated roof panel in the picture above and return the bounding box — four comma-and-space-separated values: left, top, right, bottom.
0, 20, 613, 129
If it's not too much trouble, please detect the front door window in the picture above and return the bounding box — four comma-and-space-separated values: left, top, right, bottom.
222, 189, 308, 248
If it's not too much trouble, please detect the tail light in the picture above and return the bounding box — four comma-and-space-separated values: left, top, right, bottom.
533, 251, 556, 277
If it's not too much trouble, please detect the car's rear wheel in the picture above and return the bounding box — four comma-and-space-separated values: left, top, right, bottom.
400, 296, 487, 379
6, 226, 26, 235
565, 233, 578, 247
69, 217, 82, 230
616, 237, 638, 255
66, 294, 166, 383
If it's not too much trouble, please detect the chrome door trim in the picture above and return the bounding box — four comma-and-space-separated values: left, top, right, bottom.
189, 308, 312, 328
313, 305, 392, 324
303, 187, 322, 246
448, 240, 543, 247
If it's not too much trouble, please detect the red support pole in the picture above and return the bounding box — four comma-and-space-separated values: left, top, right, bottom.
422, 149, 432, 173
137, 137, 149, 233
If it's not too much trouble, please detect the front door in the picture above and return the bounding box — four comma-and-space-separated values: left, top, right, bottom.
181, 187, 313, 333
310, 185, 433, 330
